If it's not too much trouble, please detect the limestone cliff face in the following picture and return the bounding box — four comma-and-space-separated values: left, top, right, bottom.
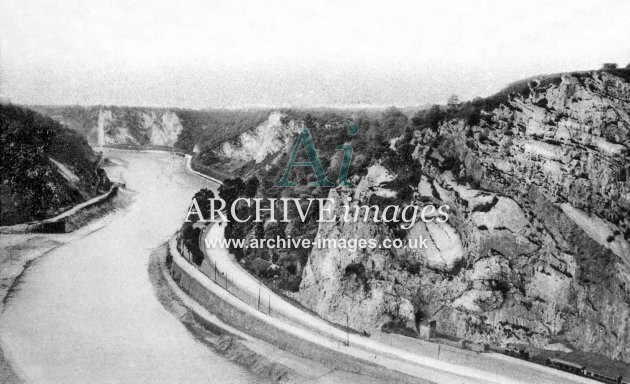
213, 112, 299, 165
297, 70, 630, 362
95, 108, 183, 146
299, 186, 418, 332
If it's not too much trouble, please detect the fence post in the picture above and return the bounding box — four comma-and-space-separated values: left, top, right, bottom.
347, 313, 350, 347
257, 281, 261, 311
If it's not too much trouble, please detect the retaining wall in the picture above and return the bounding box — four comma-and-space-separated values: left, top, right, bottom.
0, 185, 119, 234
167, 239, 424, 384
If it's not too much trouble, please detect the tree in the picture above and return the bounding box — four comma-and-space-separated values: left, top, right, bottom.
410, 104, 443, 131
381, 107, 408, 139
218, 178, 246, 209
426, 104, 443, 131
191, 188, 215, 219
243, 177, 259, 198
602, 63, 618, 69
218, 177, 258, 216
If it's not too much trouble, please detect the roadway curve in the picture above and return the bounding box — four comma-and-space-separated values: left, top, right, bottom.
197, 212, 599, 384
0, 150, 261, 383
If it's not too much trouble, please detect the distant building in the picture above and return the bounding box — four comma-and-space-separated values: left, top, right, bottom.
0, 94, 11, 105
447, 94, 460, 107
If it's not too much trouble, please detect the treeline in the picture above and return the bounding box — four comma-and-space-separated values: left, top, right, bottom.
30, 105, 274, 151
175, 108, 272, 152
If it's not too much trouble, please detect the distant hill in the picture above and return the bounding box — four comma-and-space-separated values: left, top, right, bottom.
29, 105, 273, 152
0, 105, 111, 225
29, 105, 426, 159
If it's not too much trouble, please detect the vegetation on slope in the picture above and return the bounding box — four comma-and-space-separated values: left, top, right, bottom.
31, 105, 274, 152
193, 68, 630, 308
1, 105, 111, 225
178, 68, 629, 372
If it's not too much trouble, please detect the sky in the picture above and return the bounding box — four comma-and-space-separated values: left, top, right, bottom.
1, 0, 629, 108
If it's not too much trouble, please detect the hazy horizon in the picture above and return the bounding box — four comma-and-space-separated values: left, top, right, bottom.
1, 0, 629, 108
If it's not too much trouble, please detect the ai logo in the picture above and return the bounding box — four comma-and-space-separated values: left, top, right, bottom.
275, 123, 359, 188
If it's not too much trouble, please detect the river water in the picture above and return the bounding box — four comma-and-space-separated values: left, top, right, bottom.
0, 151, 261, 383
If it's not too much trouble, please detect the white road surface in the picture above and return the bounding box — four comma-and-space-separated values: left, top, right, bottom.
201, 221, 598, 384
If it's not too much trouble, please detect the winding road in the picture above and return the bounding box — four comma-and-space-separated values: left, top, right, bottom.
197, 223, 597, 384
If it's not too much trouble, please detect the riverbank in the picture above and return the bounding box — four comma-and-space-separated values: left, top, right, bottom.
0, 184, 120, 235
149, 242, 403, 384
177, 220, 603, 384
0, 149, 130, 384
0, 342, 23, 384
148, 244, 296, 382
0, 189, 132, 308
0, 150, 265, 383
0, 189, 132, 383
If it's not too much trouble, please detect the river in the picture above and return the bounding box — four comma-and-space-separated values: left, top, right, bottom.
0, 150, 261, 383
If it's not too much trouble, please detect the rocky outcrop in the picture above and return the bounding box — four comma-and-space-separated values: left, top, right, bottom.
297, 70, 630, 363
95, 108, 183, 146
214, 112, 299, 166
299, 187, 418, 332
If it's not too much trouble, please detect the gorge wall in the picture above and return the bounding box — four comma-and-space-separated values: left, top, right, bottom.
94, 108, 183, 146
30, 106, 185, 147
296, 70, 630, 363
0, 105, 112, 225
31, 106, 273, 158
